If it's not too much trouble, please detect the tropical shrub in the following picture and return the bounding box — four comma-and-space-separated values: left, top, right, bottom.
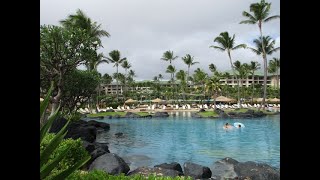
40, 134, 90, 179
40, 82, 91, 180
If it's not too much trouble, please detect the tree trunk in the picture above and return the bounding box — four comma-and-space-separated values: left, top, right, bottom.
259, 23, 267, 110
213, 92, 217, 110
238, 77, 241, 108
116, 65, 119, 102
251, 72, 255, 105
228, 50, 241, 108
124, 69, 127, 100
276, 68, 279, 93
187, 66, 190, 85
50, 73, 63, 116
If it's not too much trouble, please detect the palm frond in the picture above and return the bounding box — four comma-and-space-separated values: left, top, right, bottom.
267, 47, 280, 55
240, 11, 257, 23
264, 15, 280, 22
210, 46, 225, 51
232, 44, 247, 50
239, 20, 257, 24
248, 47, 261, 55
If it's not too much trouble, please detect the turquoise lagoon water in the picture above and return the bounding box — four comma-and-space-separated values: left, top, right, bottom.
93, 112, 280, 169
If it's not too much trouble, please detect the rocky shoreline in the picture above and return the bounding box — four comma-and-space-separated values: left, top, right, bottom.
50, 118, 279, 179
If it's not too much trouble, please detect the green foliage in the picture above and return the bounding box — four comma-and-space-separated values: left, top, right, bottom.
40, 134, 90, 179
62, 111, 83, 122
107, 102, 123, 109
61, 69, 100, 112
67, 170, 193, 180
40, 83, 90, 180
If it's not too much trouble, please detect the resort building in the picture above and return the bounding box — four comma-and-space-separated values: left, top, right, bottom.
219, 71, 280, 88
99, 71, 279, 95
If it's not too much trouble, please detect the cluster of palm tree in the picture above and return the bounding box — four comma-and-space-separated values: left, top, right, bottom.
206, 0, 280, 110
239, 0, 280, 109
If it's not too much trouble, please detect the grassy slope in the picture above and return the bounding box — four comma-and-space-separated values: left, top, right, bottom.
198, 111, 219, 117
87, 111, 150, 118
198, 108, 278, 117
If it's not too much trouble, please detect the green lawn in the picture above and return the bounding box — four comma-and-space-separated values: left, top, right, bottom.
87, 112, 126, 117
224, 108, 278, 115
224, 108, 248, 113
198, 111, 219, 117
134, 112, 150, 116
87, 111, 150, 118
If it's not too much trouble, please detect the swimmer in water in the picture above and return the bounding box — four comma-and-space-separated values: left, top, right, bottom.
223, 123, 233, 129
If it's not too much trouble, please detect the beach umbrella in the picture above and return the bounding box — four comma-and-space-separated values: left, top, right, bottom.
125, 98, 137, 104
215, 96, 235, 102
269, 98, 280, 103
152, 98, 163, 103
256, 98, 264, 102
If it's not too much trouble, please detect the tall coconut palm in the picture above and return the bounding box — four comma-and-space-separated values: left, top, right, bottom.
193, 68, 208, 103
234, 61, 250, 107
182, 54, 199, 84
161, 50, 178, 80
166, 65, 177, 99
107, 50, 127, 101
85, 52, 109, 71
205, 76, 222, 110
209, 63, 217, 75
176, 70, 187, 101
121, 60, 132, 99
249, 36, 279, 109
268, 57, 280, 89
60, 9, 110, 40
127, 69, 136, 94
240, 0, 280, 109
84, 52, 109, 106
249, 61, 261, 104
210, 31, 246, 105
158, 74, 163, 82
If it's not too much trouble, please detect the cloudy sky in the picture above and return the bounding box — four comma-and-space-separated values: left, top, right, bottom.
40, 0, 280, 80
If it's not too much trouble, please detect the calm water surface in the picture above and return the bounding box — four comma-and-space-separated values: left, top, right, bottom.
93, 112, 280, 169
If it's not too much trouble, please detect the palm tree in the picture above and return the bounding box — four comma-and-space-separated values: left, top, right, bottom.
193, 68, 208, 103
176, 70, 187, 101
106, 50, 127, 101
182, 54, 199, 84
205, 76, 222, 110
161, 50, 178, 80
158, 74, 163, 82
84, 52, 109, 106
121, 60, 132, 99
249, 61, 261, 104
210, 31, 246, 105
268, 57, 280, 89
249, 36, 279, 109
60, 9, 110, 40
166, 65, 177, 99
85, 52, 109, 71
127, 69, 136, 94
209, 63, 217, 74
234, 61, 250, 107
240, 0, 280, 109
